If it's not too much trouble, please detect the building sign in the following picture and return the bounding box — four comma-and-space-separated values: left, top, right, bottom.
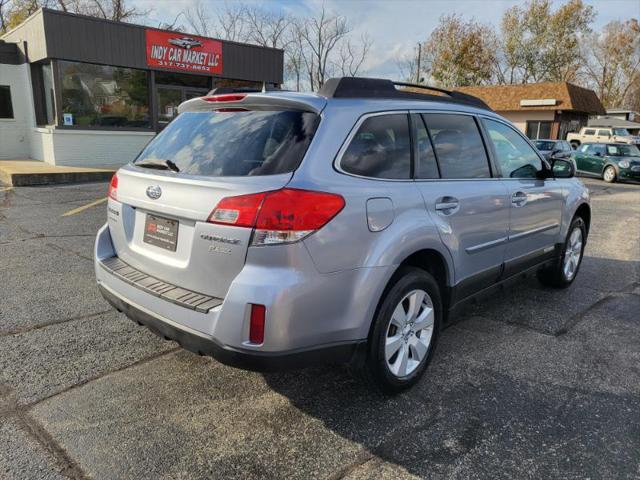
145, 30, 222, 74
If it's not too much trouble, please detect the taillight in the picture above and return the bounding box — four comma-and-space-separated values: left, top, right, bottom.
208, 188, 345, 245
203, 94, 247, 102
108, 174, 118, 200
249, 304, 266, 344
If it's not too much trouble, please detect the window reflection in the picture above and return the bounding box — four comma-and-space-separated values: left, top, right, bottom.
59, 61, 150, 128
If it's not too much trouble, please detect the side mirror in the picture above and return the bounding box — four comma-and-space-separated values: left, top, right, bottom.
551, 158, 575, 178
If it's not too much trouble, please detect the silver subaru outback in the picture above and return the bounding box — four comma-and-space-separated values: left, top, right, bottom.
95, 77, 590, 393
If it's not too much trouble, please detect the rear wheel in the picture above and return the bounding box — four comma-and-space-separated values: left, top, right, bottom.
570, 141, 580, 150
538, 217, 586, 288
603, 166, 617, 183
362, 267, 441, 394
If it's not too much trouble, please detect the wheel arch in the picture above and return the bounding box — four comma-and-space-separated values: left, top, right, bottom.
574, 202, 591, 236
363, 247, 452, 349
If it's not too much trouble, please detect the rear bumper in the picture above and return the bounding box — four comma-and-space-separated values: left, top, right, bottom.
99, 283, 365, 371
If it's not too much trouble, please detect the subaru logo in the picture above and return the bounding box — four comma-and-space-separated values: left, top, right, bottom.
146, 185, 162, 200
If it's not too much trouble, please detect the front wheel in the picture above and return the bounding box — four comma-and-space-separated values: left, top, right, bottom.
538, 217, 586, 288
603, 166, 617, 183
362, 267, 441, 394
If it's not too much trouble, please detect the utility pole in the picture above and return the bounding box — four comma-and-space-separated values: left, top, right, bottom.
416, 42, 422, 84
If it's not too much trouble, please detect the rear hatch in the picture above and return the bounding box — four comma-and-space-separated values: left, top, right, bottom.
107, 102, 321, 299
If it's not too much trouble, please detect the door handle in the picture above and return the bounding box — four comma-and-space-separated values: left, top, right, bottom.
435, 196, 460, 215
511, 191, 528, 207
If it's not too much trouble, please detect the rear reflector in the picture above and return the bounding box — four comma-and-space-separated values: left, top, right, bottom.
203, 94, 247, 103
249, 304, 266, 344
108, 174, 118, 200
208, 188, 345, 245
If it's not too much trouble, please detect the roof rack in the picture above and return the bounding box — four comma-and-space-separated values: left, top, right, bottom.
318, 77, 491, 111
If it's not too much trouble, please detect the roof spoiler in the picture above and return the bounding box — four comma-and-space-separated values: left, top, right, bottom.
206, 83, 284, 96
318, 77, 492, 111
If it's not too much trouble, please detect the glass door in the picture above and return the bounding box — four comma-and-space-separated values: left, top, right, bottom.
157, 86, 183, 130
156, 86, 209, 131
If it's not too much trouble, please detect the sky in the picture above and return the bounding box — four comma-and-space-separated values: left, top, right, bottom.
135, 0, 640, 79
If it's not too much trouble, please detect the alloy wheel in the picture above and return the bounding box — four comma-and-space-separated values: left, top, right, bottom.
604, 167, 616, 182
384, 289, 435, 378
563, 227, 583, 281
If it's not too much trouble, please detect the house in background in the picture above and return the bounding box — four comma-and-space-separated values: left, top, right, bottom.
589, 109, 640, 135
458, 82, 605, 140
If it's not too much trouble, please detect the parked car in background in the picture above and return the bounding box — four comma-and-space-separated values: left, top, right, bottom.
534, 139, 573, 160
567, 127, 640, 149
95, 77, 590, 393
572, 143, 640, 183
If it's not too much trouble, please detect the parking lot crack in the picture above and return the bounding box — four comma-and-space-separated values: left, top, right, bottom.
45, 241, 93, 262
0, 310, 113, 338
15, 410, 90, 480
25, 347, 181, 409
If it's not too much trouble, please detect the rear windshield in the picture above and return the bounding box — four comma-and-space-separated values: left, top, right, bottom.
135, 110, 319, 176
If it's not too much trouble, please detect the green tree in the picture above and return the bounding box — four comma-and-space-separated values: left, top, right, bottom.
499, 0, 595, 84
421, 14, 498, 88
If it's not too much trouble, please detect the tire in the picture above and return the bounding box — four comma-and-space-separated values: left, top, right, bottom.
603, 165, 617, 183
538, 216, 586, 288
570, 141, 580, 150
361, 267, 442, 394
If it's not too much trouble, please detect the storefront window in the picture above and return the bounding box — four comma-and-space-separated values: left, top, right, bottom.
42, 63, 55, 125
58, 61, 150, 128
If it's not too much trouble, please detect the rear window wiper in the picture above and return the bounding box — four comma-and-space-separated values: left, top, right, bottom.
135, 159, 180, 172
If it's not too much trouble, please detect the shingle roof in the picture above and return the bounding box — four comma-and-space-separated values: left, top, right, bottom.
454, 82, 605, 115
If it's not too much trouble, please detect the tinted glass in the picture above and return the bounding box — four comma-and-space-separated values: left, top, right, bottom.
59, 60, 150, 128
591, 144, 606, 155
579, 144, 590, 153
613, 128, 631, 136
606, 144, 640, 157
537, 122, 551, 139
136, 110, 319, 176
534, 140, 556, 151
484, 119, 543, 178
597, 130, 610, 136
413, 114, 439, 179
584, 129, 596, 135
0, 86, 13, 119
341, 114, 410, 179
422, 114, 490, 179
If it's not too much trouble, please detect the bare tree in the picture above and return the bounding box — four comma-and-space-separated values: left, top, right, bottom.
336, 33, 372, 77
582, 19, 640, 108
295, 6, 349, 91
184, 1, 212, 37
244, 5, 291, 49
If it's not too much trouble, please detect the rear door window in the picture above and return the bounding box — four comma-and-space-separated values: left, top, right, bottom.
341, 114, 411, 179
421, 113, 491, 179
135, 110, 319, 177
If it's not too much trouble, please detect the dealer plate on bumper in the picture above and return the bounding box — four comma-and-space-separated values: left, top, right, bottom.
143, 214, 178, 251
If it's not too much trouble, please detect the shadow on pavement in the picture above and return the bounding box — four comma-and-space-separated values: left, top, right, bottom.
261, 256, 640, 478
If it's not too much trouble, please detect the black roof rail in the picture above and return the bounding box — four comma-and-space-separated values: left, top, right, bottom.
318, 77, 492, 111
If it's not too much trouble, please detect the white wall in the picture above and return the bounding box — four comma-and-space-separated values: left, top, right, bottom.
0, 63, 34, 159
43, 129, 156, 168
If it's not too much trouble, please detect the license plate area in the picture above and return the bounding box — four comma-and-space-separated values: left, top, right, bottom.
143, 214, 179, 251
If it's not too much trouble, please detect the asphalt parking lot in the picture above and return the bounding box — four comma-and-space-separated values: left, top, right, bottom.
1, 177, 639, 479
